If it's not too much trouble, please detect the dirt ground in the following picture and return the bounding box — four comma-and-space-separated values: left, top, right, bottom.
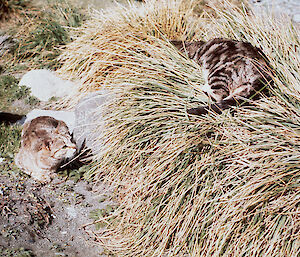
0, 167, 114, 257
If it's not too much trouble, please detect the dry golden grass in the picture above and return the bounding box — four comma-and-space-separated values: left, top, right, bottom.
57, 0, 203, 104
58, 0, 299, 256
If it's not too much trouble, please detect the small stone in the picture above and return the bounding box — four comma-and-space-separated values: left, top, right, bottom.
66, 206, 77, 219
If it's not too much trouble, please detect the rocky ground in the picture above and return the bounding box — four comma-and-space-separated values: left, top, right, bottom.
0, 170, 114, 257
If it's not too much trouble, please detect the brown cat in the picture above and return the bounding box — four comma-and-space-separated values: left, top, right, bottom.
15, 116, 77, 182
172, 38, 273, 115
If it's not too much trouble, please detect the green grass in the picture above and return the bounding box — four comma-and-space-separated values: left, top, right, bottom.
0, 247, 34, 257
13, 0, 85, 69
89, 204, 116, 230
57, 163, 95, 182
0, 123, 21, 158
0, 123, 22, 175
2, 0, 86, 71
0, 75, 40, 113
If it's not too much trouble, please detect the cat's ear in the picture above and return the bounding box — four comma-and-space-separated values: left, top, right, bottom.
172, 40, 206, 59
22, 122, 31, 137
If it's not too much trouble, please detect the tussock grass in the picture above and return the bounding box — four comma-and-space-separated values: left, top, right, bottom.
57, 0, 200, 103
58, 0, 299, 256
2, 0, 85, 70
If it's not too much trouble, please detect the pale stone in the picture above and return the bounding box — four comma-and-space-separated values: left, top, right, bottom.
19, 69, 77, 101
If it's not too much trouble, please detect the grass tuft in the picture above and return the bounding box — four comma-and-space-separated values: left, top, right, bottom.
58, 0, 300, 256
2, 0, 86, 70
0, 75, 39, 112
0, 123, 22, 177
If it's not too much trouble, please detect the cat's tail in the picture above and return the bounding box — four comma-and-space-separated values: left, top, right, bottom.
0, 112, 26, 125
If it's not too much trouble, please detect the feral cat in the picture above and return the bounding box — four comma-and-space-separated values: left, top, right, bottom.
15, 116, 77, 183
172, 38, 273, 115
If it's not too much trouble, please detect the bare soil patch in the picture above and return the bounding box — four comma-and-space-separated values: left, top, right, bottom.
0, 169, 112, 257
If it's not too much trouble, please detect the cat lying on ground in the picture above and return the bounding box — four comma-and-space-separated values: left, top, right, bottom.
172, 38, 273, 115
1, 108, 93, 183
15, 116, 77, 183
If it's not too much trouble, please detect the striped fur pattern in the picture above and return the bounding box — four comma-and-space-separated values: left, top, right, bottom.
172, 38, 272, 115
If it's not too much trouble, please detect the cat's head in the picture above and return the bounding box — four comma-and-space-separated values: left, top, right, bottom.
29, 117, 77, 170
40, 135, 77, 168
16, 116, 78, 183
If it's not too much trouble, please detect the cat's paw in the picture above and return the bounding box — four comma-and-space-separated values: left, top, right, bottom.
31, 171, 53, 183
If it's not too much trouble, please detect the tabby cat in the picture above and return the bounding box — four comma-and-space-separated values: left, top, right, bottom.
15, 116, 77, 182
172, 38, 273, 115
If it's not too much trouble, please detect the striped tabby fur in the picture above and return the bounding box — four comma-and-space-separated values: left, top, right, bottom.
172, 38, 273, 115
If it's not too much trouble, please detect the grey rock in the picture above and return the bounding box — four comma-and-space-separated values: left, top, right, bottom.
73, 91, 113, 155
249, 0, 300, 24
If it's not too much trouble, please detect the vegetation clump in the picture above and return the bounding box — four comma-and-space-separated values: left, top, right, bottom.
0, 75, 39, 112
0, 247, 34, 257
57, 0, 300, 256
16, 1, 83, 63
1, 0, 86, 70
